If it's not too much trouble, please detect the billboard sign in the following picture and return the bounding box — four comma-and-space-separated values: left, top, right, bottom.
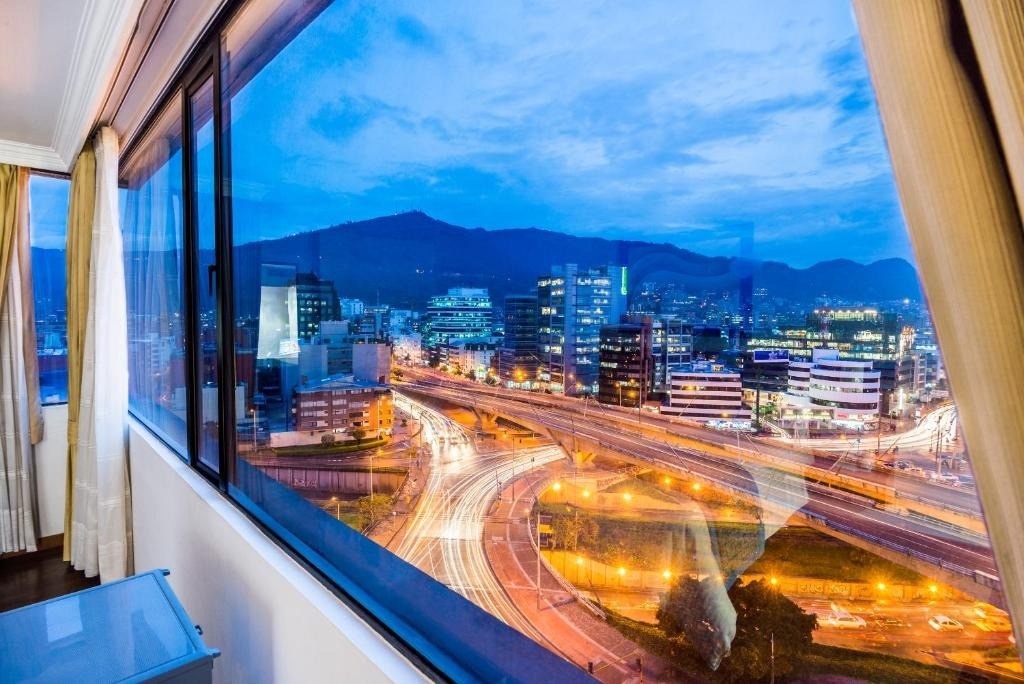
752, 349, 789, 363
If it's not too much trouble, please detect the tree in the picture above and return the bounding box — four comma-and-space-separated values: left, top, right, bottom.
550, 512, 599, 551
391, 367, 405, 381
357, 494, 392, 531
351, 428, 366, 444
658, 578, 816, 681
321, 433, 335, 446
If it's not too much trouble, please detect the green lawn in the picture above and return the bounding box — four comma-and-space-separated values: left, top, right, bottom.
542, 503, 925, 584
749, 525, 925, 584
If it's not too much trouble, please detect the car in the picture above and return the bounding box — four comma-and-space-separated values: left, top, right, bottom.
975, 615, 1013, 632
822, 613, 868, 629
972, 603, 1013, 632
874, 616, 910, 628
928, 615, 964, 632
895, 460, 910, 469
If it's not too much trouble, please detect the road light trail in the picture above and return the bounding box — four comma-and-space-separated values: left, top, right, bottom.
390, 391, 562, 645
407, 382, 999, 578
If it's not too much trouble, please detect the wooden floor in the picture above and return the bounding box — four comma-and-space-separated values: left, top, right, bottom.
0, 547, 99, 613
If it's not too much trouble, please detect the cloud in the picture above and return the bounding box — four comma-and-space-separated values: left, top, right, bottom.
226, 0, 910, 266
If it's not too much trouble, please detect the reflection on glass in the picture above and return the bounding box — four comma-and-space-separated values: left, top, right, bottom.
29, 175, 71, 404
122, 95, 187, 452
211, 1, 1019, 680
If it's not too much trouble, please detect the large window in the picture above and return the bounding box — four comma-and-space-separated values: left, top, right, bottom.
29, 174, 70, 405
121, 0, 1020, 680
122, 95, 188, 453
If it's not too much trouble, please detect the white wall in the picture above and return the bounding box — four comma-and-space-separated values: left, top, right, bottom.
129, 420, 425, 684
35, 403, 69, 538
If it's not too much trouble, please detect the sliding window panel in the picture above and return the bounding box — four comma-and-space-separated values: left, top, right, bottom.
187, 74, 223, 473
121, 94, 188, 454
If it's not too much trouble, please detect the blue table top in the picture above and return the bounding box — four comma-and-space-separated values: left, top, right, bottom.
0, 569, 217, 683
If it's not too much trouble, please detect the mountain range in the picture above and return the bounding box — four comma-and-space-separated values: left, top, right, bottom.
32, 211, 922, 317
231, 211, 921, 315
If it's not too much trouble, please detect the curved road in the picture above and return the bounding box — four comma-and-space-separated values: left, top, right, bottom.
405, 381, 999, 580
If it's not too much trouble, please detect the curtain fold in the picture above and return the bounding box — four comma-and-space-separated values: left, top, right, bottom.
63, 145, 96, 562
0, 164, 39, 553
853, 0, 1024, 658
69, 127, 132, 581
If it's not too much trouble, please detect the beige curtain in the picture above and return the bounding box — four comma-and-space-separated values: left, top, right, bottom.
853, 0, 1024, 658
63, 145, 96, 562
68, 127, 132, 581
0, 164, 41, 553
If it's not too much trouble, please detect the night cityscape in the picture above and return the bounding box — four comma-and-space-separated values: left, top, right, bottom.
10, 1, 1021, 681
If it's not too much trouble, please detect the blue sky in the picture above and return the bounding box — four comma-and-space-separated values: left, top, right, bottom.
227, 1, 912, 268
29, 175, 70, 249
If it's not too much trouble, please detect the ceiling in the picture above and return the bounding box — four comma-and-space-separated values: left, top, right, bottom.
0, 0, 144, 172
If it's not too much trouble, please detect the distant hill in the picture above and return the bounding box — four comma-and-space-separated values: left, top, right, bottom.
231, 211, 921, 315
32, 211, 921, 319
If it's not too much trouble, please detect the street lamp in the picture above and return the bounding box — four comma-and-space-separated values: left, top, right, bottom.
249, 407, 258, 453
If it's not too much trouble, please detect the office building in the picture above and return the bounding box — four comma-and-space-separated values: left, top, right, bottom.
597, 318, 653, 407
537, 264, 626, 393
498, 295, 539, 386
651, 317, 693, 393
296, 272, 341, 340
781, 349, 880, 427
660, 362, 751, 423
424, 288, 493, 356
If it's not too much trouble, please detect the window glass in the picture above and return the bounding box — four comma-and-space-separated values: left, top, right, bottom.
29, 174, 70, 405
190, 75, 221, 472
212, 1, 1019, 680
122, 94, 188, 453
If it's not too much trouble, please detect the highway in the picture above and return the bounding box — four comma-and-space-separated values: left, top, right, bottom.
783, 402, 959, 454
390, 393, 563, 646
400, 380, 1000, 582
401, 368, 981, 517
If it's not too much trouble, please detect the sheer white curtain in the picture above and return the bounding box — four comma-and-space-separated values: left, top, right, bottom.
69, 127, 132, 580
0, 167, 38, 553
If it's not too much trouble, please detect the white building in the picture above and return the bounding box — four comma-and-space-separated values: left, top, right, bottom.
781, 349, 880, 427
660, 362, 751, 424
353, 342, 392, 384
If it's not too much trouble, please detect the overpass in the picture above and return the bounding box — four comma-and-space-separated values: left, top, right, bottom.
397, 382, 1005, 610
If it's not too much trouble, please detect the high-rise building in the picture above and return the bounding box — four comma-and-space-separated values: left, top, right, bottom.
537, 264, 626, 393
498, 295, 539, 386
357, 304, 390, 340
340, 298, 365, 319
424, 288, 493, 358
745, 308, 913, 415
651, 317, 692, 393
597, 318, 653, 407
296, 272, 341, 340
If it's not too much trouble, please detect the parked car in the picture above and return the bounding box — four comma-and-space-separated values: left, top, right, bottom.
928, 615, 964, 631
822, 613, 868, 629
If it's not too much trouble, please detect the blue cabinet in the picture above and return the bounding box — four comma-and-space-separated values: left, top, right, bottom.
0, 569, 219, 683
